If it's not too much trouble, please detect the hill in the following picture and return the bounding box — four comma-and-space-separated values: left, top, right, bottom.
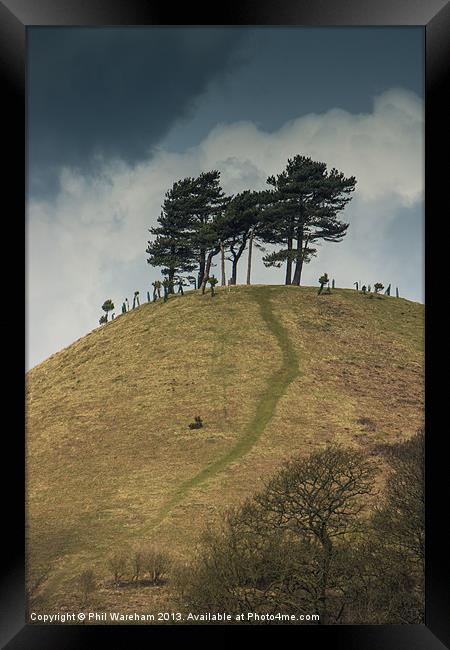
26, 285, 424, 616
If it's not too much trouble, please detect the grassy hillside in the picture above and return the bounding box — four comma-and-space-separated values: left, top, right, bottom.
26, 285, 424, 616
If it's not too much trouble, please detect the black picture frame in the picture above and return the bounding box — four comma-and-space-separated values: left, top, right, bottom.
2, 1, 448, 647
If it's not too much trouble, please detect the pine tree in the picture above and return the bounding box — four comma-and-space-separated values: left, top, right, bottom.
188, 171, 230, 293
147, 172, 229, 294
221, 190, 265, 285
261, 156, 356, 285
146, 177, 197, 293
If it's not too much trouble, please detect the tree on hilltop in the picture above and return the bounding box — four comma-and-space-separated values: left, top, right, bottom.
146, 177, 198, 293
221, 190, 266, 285
189, 171, 230, 293
146, 171, 230, 294
261, 156, 356, 285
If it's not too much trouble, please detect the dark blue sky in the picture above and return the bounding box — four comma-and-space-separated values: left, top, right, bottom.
27, 27, 423, 196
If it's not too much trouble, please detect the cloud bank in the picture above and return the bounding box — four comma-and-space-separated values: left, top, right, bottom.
27, 88, 424, 369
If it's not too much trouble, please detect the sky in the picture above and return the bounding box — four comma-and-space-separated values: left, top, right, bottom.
26, 27, 424, 370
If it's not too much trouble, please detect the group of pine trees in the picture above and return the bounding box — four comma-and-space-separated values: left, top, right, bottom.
146, 156, 357, 291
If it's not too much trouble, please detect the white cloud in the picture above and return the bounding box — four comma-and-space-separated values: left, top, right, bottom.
27, 88, 424, 369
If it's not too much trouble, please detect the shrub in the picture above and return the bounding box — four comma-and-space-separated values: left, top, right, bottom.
141, 547, 171, 585
130, 548, 145, 583
107, 552, 129, 586
361, 430, 425, 624
188, 416, 203, 429
207, 275, 218, 297
78, 569, 96, 604
106, 547, 171, 587
356, 417, 376, 432
101, 298, 115, 319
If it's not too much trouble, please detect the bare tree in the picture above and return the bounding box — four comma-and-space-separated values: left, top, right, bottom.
256, 446, 376, 622
141, 547, 171, 585
367, 430, 425, 623
107, 552, 128, 586
175, 445, 377, 624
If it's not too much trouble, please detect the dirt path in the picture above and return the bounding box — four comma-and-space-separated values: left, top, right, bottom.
152, 286, 299, 529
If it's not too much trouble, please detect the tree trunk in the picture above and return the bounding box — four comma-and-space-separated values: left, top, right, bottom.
285, 234, 293, 285
220, 241, 226, 286
246, 230, 254, 285
317, 535, 333, 625
168, 269, 175, 294
200, 249, 218, 294
292, 232, 307, 286
198, 249, 206, 289
292, 249, 302, 285
230, 238, 248, 285
231, 258, 238, 285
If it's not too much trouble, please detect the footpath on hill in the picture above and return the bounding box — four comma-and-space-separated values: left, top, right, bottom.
152, 286, 300, 530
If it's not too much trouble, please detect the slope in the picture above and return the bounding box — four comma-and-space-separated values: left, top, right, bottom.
25, 285, 424, 613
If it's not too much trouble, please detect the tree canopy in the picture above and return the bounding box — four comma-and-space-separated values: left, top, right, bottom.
146, 155, 356, 288
261, 156, 356, 285
146, 177, 198, 292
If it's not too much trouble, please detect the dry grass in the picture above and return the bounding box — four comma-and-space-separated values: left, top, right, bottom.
26, 285, 424, 618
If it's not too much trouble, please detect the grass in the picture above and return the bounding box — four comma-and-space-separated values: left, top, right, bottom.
151, 287, 300, 528
25, 284, 424, 617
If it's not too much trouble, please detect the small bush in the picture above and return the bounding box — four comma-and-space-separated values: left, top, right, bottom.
356, 417, 376, 432
141, 547, 171, 585
131, 549, 145, 582
79, 569, 96, 604
188, 415, 203, 430
107, 552, 129, 586
106, 547, 171, 588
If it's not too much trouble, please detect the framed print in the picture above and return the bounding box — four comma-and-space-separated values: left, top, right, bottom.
2, 0, 449, 647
